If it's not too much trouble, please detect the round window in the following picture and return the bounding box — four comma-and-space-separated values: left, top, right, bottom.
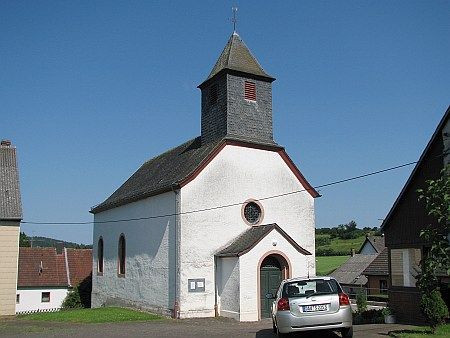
243, 201, 262, 225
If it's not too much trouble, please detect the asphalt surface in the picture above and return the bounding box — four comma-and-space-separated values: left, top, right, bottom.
0, 317, 418, 338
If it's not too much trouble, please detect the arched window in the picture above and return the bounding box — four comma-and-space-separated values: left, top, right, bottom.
97, 237, 104, 275
118, 234, 126, 276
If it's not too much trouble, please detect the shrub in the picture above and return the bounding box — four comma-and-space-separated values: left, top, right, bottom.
61, 287, 83, 310
420, 290, 449, 332
353, 309, 384, 325
356, 290, 367, 313
315, 235, 332, 246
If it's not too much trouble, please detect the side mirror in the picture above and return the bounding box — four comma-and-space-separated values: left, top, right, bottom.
265, 293, 275, 299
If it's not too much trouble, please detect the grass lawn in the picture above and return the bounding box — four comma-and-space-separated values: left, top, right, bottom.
18, 307, 165, 323
316, 255, 349, 275
389, 324, 450, 338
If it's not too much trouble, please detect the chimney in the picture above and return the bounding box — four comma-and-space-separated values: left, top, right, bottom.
351, 248, 356, 257
1, 140, 12, 147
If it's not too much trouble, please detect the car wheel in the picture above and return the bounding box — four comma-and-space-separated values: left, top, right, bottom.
276, 327, 289, 338
341, 327, 353, 338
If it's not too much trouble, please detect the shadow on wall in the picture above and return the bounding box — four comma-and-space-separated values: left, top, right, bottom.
78, 273, 92, 308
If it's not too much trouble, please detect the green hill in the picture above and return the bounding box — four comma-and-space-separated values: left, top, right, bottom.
315, 233, 366, 256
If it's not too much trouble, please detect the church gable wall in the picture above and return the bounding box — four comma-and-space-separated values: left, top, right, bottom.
178, 144, 315, 318
91, 191, 176, 315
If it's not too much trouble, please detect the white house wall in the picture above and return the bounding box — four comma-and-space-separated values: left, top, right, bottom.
92, 191, 176, 315
15, 288, 68, 313
179, 144, 315, 319
216, 256, 240, 320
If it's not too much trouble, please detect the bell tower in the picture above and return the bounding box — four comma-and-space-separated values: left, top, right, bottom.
198, 32, 276, 145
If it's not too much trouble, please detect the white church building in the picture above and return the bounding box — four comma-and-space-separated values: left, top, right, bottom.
91, 32, 319, 321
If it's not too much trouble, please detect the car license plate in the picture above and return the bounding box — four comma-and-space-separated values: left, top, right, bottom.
302, 304, 328, 312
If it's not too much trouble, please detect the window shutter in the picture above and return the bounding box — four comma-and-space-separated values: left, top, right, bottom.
244, 81, 256, 101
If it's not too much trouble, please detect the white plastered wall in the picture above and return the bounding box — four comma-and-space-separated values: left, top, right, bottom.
15, 288, 68, 313
179, 144, 315, 319
92, 191, 176, 315
216, 256, 240, 320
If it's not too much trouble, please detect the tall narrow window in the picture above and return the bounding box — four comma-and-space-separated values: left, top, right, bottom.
97, 237, 104, 275
244, 81, 256, 101
118, 234, 126, 276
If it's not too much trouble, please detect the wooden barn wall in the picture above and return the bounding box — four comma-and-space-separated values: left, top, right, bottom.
384, 136, 444, 247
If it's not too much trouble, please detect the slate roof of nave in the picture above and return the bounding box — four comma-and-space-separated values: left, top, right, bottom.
91, 136, 220, 214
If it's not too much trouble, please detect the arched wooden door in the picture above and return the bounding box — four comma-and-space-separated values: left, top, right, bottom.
260, 256, 283, 318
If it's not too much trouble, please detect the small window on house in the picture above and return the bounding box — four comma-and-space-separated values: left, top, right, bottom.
244, 81, 256, 101
16, 294, 20, 304
379, 280, 388, 294
41, 292, 50, 303
97, 237, 104, 275
209, 84, 218, 105
118, 234, 126, 276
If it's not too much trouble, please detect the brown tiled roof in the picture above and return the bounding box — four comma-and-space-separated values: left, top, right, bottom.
363, 248, 389, 276
65, 248, 92, 286
17, 247, 93, 288
17, 247, 68, 287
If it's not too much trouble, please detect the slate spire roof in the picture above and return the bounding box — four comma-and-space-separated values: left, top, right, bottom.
204, 32, 274, 83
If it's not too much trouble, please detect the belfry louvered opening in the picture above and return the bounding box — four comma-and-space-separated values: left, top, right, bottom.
244, 81, 256, 101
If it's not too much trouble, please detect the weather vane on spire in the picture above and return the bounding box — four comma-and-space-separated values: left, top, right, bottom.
232, 6, 238, 32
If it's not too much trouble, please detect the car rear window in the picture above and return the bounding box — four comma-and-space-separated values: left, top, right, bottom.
282, 279, 340, 298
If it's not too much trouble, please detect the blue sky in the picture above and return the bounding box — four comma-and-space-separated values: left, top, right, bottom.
1, 1, 449, 244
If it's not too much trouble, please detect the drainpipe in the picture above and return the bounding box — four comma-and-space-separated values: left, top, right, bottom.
172, 184, 180, 319
214, 256, 218, 317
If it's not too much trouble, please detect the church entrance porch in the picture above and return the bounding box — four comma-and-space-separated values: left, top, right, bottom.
259, 254, 289, 318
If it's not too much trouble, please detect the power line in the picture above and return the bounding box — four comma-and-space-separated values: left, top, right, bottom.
21, 156, 429, 226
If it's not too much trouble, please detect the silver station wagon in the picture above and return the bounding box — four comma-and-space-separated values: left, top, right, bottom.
268, 276, 353, 337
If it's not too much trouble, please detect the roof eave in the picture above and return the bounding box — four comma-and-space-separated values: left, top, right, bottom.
198, 68, 275, 90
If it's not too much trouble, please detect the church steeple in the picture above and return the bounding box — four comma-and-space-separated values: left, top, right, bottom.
199, 33, 276, 145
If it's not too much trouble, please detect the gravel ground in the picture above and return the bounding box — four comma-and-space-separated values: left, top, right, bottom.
0, 316, 418, 338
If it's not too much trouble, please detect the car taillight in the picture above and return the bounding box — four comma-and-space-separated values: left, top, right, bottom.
277, 297, 290, 311
339, 293, 350, 306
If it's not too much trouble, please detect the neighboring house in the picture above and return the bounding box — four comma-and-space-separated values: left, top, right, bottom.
382, 106, 450, 324
0, 140, 22, 316
362, 248, 389, 295
358, 235, 385, 255
90, 32, 319, 321
329, 253, 378, 296
16, 247, 92, 313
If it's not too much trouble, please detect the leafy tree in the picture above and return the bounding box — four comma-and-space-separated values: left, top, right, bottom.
19, 232, 30, 247
61, 287, 83, 310
416, 166, 450, 332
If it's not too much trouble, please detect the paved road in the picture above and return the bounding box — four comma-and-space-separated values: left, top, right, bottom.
0, 317, 416, 338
